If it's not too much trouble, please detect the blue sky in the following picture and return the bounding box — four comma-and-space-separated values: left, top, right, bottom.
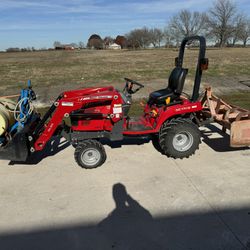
0, 0, 249, 50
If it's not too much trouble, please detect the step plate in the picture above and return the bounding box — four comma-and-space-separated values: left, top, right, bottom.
125, 117, 153, 132
127, 123, 153, 131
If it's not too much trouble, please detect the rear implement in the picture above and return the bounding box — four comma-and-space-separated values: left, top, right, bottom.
201, 87, 250, 147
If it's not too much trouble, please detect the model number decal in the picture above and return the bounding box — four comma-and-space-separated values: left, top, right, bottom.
175, 106, 197, 112
80, 95, 113, 101
62, 102, 74, 107
113, 107, 122, 114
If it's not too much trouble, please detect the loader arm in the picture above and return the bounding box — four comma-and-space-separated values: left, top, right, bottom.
32, 87, 123, 152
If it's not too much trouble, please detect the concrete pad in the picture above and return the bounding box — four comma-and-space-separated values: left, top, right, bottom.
0, 126, 249, 250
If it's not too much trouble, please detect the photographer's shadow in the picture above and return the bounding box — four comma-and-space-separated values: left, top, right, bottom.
97, 183, 163, 249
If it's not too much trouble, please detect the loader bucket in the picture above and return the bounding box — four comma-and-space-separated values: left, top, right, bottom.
0, 131, 29, 162
231, 120, 250, 147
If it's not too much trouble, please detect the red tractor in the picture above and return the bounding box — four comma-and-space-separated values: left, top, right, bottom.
0, 36, 249, 168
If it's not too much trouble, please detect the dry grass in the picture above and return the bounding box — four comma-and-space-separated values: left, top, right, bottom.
0, 48, 249, 108
0, 49, 179, 88
1, 48, 250, 85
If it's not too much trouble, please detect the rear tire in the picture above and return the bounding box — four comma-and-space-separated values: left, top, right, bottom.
74, 140, 107, 169
159, 118, 201, 159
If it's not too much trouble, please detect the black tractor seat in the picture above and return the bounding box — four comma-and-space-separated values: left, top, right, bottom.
148, 67, 188, 106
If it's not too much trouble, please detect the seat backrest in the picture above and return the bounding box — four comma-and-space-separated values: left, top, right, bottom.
168, 67, 188, 94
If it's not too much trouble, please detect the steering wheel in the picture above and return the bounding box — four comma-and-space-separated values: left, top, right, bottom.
123, 78, 144, 94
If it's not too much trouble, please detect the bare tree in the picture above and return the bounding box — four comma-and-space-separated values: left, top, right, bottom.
168, 10, 208, 41
208, 0, 237, 47
53, 41, 61, 48
78, 41, 85, 49
126, 27, 152, 49
163, 27, 176, 47
138, 27, 152, 48
230, 15, 246, 46
149, 28, 164, 48
239, 19, 250, 47
165, 23, 182, 47
126, 30, 140, 49
70, 43, 78, 49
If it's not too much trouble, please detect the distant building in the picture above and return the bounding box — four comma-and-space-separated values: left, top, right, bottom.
108, 43, 121, 50
6, 48, 21, 52
55, 44, 78, 50
64, 45, 75, 50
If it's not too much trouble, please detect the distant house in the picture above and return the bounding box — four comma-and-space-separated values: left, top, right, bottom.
55, 46, 64, 50
55, 44, 78, 50
108, 43, 121, 50
6, 48, 21, 52
64, 45, 75, 50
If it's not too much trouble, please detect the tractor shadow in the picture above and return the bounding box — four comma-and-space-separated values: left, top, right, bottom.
9, 136, 156, 166
201, 124, 249, 152
9, 136, 70, 165
101, 136, 151, 148
0, 183, 250, 250
101, 136, 164, 155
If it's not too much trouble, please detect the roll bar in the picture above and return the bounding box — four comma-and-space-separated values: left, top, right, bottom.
175, 36, 208, 102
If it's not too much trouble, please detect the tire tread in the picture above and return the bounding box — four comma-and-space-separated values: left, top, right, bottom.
74, 139, 106, 169
159, 118, 201, 159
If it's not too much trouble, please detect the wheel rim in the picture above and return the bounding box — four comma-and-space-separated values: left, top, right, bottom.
172, 131, 193, 152
81, 148, 101, 167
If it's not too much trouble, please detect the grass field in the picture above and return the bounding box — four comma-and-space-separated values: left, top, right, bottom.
0, 48, 249, 109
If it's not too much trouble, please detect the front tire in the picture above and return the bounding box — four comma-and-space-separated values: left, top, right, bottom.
159, 118, 201, 159
74, 140, 107, 169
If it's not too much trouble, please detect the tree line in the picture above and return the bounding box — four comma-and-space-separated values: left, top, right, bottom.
88, 0, 250, 49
